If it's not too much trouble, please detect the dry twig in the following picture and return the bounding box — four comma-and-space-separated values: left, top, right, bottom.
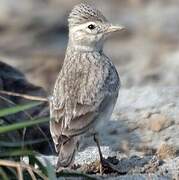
0, 90, 48, 102
0, 159, 48, 180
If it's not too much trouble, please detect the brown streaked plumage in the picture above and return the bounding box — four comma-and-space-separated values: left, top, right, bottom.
50, 3, 124, 170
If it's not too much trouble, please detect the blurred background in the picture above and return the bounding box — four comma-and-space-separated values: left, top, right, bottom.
0, 0, 179, 92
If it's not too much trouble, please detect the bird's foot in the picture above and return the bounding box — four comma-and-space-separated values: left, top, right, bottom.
99, 157, 108, 175
99, 156, 122, 175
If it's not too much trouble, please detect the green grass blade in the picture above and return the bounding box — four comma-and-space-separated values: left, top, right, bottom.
0, 117, 49, 134
0, 167, 9, 180
29, 155, 47, 176
0, 102, 43, 118
0, 149, 36, 158
0, 139, 47, 147
4, 166, 17, 179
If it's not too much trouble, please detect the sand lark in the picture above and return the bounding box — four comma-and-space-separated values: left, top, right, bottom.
50, 3, 124, 172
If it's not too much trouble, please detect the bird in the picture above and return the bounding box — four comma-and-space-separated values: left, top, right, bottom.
49, 3, 124, 173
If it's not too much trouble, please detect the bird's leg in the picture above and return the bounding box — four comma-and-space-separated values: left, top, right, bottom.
93, 133, 105, 174
93, 134, 122, 175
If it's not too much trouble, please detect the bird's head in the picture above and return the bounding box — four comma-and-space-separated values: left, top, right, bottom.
68, 3, 124, 52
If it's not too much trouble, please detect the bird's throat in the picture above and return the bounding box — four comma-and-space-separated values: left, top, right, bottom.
74, 45, 96, 52
67, 44, 104, 55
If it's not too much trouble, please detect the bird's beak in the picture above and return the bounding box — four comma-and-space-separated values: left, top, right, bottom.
106, 24, 125, 33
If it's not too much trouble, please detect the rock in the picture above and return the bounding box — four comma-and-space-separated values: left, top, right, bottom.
157, 143, 177, 160
110, 87, 179, 153
146, 114, 174, 132
157, 157, 179, 179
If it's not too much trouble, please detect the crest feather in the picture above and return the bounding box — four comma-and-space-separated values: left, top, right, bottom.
68, 3, 107, 27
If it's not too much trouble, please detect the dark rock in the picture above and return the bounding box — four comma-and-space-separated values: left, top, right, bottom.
0, 61, 54, 155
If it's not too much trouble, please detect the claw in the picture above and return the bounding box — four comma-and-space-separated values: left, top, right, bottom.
93, 134, 122, 174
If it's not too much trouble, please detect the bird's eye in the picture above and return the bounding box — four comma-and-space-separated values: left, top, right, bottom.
88, 24, 95, 30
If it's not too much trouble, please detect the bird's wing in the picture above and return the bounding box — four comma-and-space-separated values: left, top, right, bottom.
50, 54, 119, 141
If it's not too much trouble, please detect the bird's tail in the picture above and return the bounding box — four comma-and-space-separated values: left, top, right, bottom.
56, 135, 79, 169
